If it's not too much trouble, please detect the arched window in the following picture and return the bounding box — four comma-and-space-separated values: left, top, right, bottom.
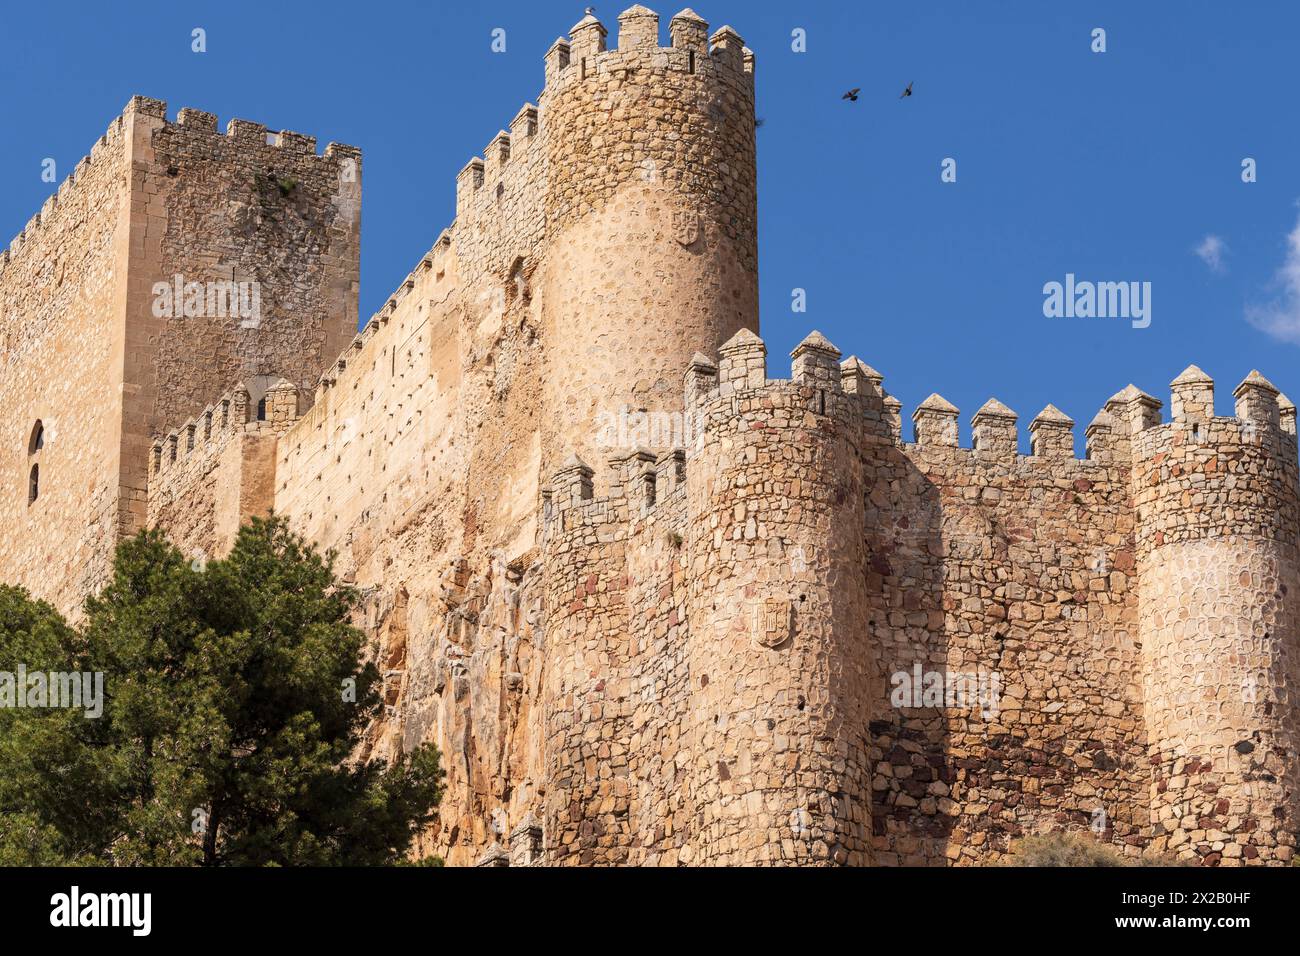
256, 398, 267, 421
27, 421, 44, 506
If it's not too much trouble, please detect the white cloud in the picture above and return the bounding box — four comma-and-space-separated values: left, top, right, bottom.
1194, 234, 1227, 273
1246, 210, 1300, 345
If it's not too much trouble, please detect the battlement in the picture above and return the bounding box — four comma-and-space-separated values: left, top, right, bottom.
0, 96, 358, 280
312, 229, 455, 406
159, 96, 361, 161
147, 378, 301, 485
0, 100, 132, 275
454, 102, 541, 214
145, 377, 291, 560
591, 330, 1300, 485
543, 447, 688, 533
677, 329, 1099, 467
1128, 367, 1299, 461
543, 7, 753, 95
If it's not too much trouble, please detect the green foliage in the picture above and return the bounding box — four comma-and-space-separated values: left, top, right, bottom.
254, 171, 298, 199
0, 585, 107, 864
0, 517, 442, 866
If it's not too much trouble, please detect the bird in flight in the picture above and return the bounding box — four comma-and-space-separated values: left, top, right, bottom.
842, 88, 861, 102
899, 81, 914, 99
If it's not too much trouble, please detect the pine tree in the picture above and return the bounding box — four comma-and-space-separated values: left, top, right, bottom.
0, 517, 443, 866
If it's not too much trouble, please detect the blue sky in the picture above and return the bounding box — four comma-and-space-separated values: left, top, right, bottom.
3, 1, 1298, 446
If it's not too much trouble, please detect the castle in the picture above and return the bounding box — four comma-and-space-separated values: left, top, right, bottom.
2, 7, 1298, 867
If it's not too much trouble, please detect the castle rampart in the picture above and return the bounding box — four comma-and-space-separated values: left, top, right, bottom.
146, 379, 300, 563
8, 7, 1299, 867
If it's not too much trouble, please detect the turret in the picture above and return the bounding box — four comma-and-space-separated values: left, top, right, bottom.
537, 5, 759, 476
682, 330, 873, 865
1134, 366, 1300, 865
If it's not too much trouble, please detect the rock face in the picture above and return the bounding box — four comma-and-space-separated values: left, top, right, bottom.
7, 8, 1300, 867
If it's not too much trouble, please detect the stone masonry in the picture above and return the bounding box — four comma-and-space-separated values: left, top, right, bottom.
3, 8, 1298, 866
1, 95, 359, 614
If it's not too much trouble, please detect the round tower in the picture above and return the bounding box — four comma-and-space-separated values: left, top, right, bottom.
681, 330, 874, 865
1131, 368, 1300, 865
537, 6, 759, 475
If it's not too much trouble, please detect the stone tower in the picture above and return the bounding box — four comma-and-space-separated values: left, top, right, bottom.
682, 330, 875, 864
0, 96, 360, 614
536, 6, 759, 475
1131, 368, 1300, 864
436, 5, 760, 573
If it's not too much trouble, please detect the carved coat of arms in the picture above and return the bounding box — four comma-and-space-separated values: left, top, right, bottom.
752, 598, 793, 649
672, 209, 700, 248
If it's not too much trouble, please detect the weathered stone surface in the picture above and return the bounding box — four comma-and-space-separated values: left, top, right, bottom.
4, 7, 1298, 868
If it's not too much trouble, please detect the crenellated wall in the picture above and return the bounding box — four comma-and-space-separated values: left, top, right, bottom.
518, 322, 1296, 867
0, 102, 134, 614
877, 391, 1146, 865
15, 6, 1298, 867
146, 379, 299, 562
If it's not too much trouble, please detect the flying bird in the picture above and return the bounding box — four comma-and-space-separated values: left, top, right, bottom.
842, 88, 861, 102
899, 81, 914, 99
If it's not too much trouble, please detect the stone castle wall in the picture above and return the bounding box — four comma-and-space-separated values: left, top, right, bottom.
872, 397, 1145, 865
146, 380, 297, 563
515, 327, 1300, 867
6, 6, 1299, 867
0, 106, 134, 613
